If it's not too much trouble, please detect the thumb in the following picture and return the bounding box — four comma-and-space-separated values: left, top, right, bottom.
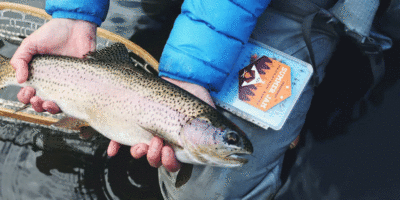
11, 59, 29, 83
10, 41, 38, 83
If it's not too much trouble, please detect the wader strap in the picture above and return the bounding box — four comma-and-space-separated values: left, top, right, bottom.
329, 0, 386, 113
329, 0, 384, 90
300, 0, 385, 89
301, 11, 319, 86
299, 0, 388, 120
301, 8, 338, 87
359, 38, 385, 90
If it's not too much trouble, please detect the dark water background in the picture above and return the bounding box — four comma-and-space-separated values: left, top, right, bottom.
0, 0, 399, 199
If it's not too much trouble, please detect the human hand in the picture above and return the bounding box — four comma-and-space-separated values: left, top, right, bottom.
107, 77, 216, 172
10, 18, 97, 114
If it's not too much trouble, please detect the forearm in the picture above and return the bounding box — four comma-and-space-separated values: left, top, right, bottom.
45, 0, 110, 26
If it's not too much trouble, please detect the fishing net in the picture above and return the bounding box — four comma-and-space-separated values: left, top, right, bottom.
0, 3, 163, 199
0, 2, 160, 147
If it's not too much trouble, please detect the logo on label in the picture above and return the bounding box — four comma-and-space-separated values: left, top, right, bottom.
239, 55, 292, 111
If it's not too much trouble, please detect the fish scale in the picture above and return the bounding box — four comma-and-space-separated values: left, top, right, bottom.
28, 56, 190, 146
0, 43, 253, 167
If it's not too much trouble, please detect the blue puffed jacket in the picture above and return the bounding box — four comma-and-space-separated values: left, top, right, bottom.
46, 0, 271, 91
46, 0, 109, 26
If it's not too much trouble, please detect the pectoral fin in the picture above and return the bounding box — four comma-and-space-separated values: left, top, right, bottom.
52, 117, 96, 139
175, 163, 193, 188
13, 104, 30, 113
79, 126, 99, 140
52, 116, 89, 130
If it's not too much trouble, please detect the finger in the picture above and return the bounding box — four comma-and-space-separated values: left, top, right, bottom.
10, 40, 37, 83
15, 62, 30, 84
161, 146, 181, 172
42, 101, 61, 114
30, 96, 44, 112
107, 140, 121, 157
17, 87, 35, 104
147, 137, 163, 168
130, 144, 149, 159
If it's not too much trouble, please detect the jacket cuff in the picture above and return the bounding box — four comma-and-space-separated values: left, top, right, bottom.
51, 11, 103, 26
45, 0, 109, 26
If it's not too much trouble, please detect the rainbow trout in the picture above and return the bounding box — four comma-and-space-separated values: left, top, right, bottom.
0, 43, 253, 168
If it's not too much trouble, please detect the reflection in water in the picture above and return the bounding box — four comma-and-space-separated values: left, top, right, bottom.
0, 143, 89, 199
0, 121, 162, 200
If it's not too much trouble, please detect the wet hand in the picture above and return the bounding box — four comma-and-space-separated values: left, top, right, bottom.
17, 87, 61, 114
107, 137, 182, 172
11, 18, 97, 114
107, 77, 216, 172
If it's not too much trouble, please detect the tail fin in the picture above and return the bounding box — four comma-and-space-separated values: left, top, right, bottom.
0, 55, 16, 90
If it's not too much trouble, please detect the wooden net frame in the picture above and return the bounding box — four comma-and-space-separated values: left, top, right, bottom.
0, 2, 159, 131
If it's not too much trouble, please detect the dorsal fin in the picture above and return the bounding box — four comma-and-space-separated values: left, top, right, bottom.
84, 43, 134, 67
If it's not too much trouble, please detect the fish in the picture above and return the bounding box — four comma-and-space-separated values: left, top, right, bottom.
0, 43, 253, 169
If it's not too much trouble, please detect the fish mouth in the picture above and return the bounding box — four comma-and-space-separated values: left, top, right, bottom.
226, 153, 251, 164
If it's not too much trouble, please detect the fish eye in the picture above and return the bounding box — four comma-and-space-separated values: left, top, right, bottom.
224, 131, 239, 145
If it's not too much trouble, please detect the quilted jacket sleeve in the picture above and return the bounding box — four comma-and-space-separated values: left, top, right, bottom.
158, 0, 271, 91
45, 0, 109, 26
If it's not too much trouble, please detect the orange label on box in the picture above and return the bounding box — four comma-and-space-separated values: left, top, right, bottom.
238, 56, 292, 111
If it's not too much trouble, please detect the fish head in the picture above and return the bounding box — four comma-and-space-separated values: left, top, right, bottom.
180, 111, 253, 167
